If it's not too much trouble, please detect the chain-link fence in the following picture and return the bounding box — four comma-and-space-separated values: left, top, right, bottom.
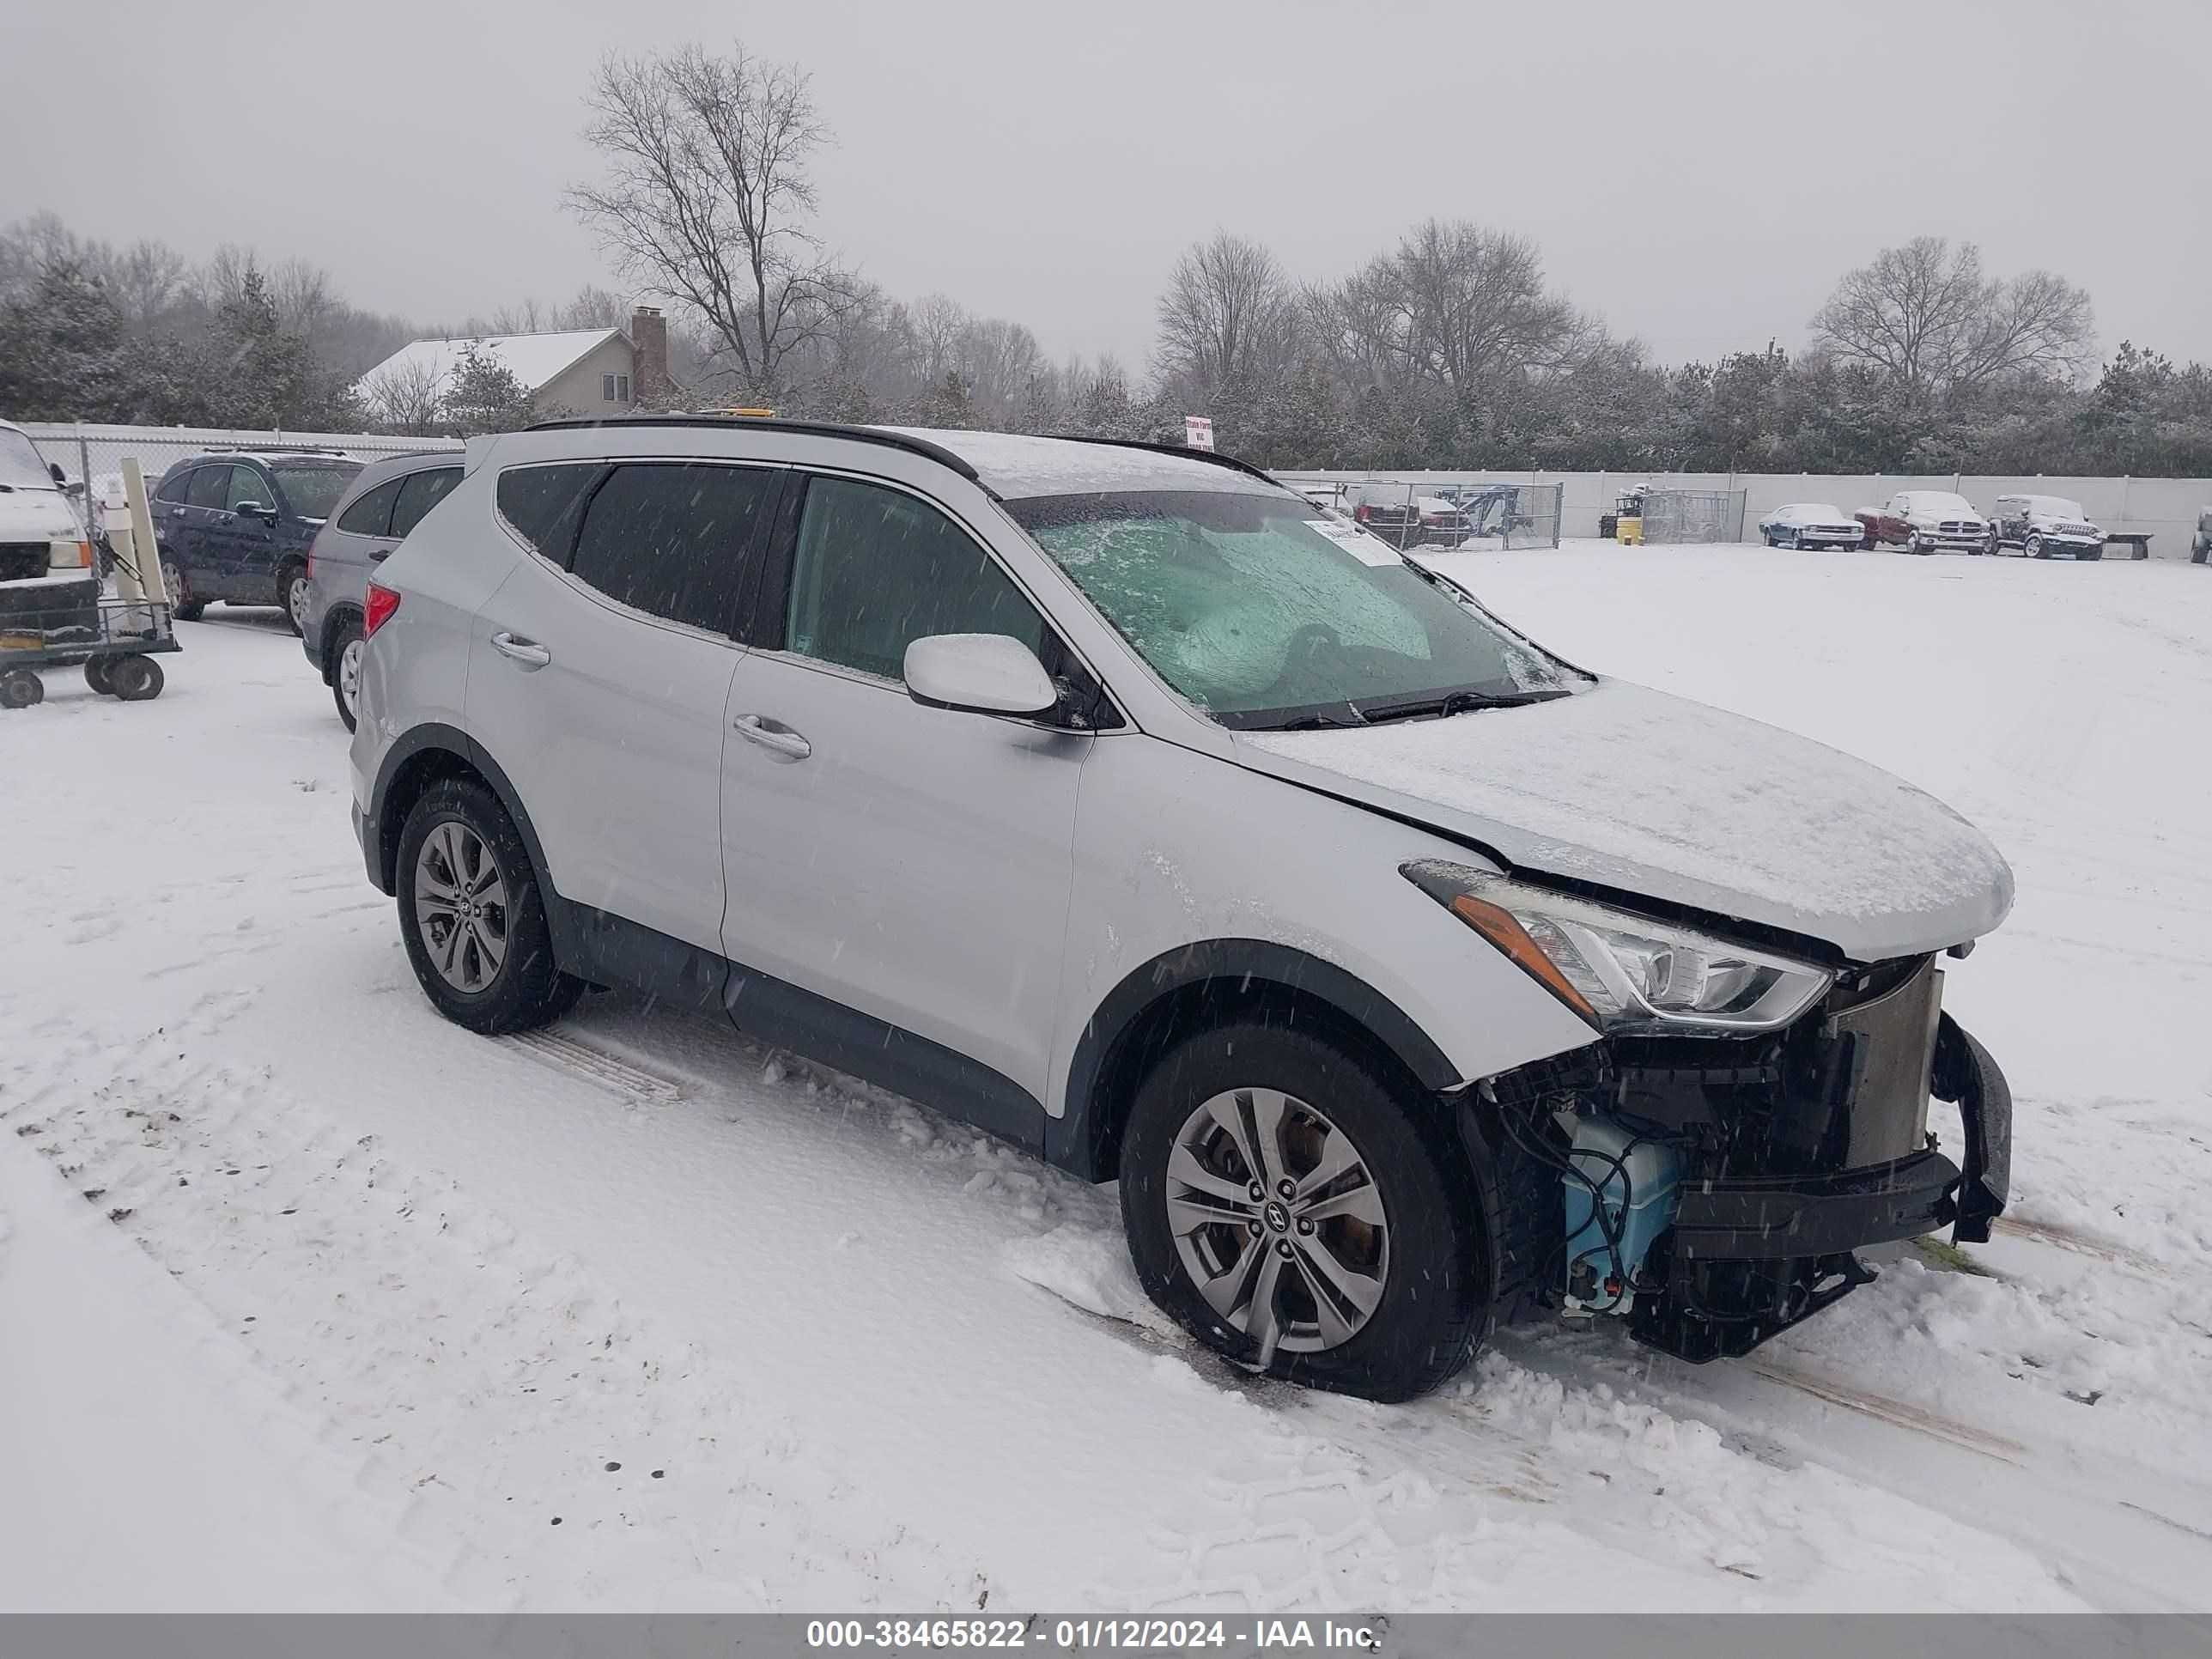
1281, 477, 1564, 550
17, 421, 463, 529
1638, 489, 1746, 545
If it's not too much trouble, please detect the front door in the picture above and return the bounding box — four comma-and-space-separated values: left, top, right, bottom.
465, 458, 779, 957
719, 471, 1090, 1119
207, 464, 276, 599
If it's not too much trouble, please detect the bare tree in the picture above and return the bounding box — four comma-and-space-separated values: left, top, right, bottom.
1811, 237, 2094, 395
362, 356, 446, 433
906, 292, 969, 384
568, 42, 852, 399
1154, 232, 1297, 392
1334, 221, 1576, 397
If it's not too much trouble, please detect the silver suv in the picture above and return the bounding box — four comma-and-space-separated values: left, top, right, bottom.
302, 450, 464, 729
349, 418, 2018, 1400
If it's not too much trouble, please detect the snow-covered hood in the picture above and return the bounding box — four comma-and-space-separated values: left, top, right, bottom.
1237, 679, 2014, 963
0, 487, 82, 544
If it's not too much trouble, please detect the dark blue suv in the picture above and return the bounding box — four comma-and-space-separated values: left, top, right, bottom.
150, 449, 364, 634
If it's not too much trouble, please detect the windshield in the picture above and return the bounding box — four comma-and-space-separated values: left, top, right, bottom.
0, 428, 57, 490
1905, 493, 1975, 516
1006, 489, 1579, 729
2029, 497, 2087, 519
272, 464, 361, 520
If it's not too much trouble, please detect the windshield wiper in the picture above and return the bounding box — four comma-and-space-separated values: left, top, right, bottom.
1355, 688, 1565, 725
1261, 711, 1365, 731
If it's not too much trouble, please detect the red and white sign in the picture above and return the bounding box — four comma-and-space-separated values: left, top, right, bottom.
1183, 415, 1214, 452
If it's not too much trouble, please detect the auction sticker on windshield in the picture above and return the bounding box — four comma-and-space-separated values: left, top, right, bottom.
1304, 518, 1400, 568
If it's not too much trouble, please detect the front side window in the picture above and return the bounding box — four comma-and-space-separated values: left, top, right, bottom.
567, 461, 775, 634
186, 466, 231, 509
785, 476, 1045, 681
497, 463, 602, 563
1006, 489, 1573, 728
224, 465, 273, 513
388, 466, 462, 538
337, 478, 404, 537
270, 465, 361, 520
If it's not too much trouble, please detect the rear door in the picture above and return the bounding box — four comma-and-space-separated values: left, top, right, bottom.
717, 470, 1091, 1115
465, 458, 777, 957
326, 475, 404, 597
174, 465, 231, 588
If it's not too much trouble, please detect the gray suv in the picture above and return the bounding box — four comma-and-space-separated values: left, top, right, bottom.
349, 417, 2016, 1401
303, 451, 463, 728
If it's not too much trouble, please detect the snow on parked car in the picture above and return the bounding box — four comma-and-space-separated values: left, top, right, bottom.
1758, 502, 1868, 550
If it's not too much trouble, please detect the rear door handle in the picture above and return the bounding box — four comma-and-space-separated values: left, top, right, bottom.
369, 546, 392, 563
732, 714, 811, 761
489, 630, 551, 669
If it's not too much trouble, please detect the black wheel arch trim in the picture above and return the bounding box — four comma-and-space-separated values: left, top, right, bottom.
365, 725, 557, 917
1048, 939, 1462, 1182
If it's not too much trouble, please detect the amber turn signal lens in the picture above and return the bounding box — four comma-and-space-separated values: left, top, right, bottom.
1446, 891, 1600, 1025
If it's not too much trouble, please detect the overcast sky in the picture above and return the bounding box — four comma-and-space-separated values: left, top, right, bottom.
8, 0, 2208, 371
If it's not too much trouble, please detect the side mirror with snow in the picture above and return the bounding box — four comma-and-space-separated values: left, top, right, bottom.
903, 633, 1059, 720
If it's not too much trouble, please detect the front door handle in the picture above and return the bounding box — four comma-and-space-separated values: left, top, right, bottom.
489, 630, 551, 669
732, 714, 811, 761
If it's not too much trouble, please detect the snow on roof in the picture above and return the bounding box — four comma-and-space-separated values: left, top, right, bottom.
355, 327, 627, 402
873, 428, 1275, 501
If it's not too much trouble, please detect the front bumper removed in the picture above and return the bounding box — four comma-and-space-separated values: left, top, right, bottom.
1628, 1011, 2011, 1362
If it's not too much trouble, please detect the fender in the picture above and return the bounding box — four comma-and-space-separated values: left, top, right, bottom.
363, 724, 559, 946
1048, 939, 1462, 1181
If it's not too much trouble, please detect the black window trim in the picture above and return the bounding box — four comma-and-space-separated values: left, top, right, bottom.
747, 464, 1121, 732
499, 455, 787, 643
386, 462, 464, 539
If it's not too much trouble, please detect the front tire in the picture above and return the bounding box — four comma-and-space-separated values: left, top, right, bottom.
1119, 1023, 1492, 1401
396, 778, 583, 1035
106, 654, 163, 700
328, 612, 365, 732
2028, 534, 2047, 559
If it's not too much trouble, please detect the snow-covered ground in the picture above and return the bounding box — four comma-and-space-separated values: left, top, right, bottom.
3, 542, 2209, 1613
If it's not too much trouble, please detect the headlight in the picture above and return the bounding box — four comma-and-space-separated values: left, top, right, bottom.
1401, 860, 1835, 1034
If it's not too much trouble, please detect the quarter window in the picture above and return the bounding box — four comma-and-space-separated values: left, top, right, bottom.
337, 478, 404, 538
567, 462, 775, 634
388, 466, 462, 538
785, 476, 1045, 681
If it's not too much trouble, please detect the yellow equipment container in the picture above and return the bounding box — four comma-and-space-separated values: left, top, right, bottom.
1615, 515, 1644, 545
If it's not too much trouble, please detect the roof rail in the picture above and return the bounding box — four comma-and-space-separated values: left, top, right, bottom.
1039, 433, 1280, 486
523, 414, 981, 483
206, 443, 352, 457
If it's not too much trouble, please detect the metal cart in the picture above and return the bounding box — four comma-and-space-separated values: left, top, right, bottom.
0, 591, 179, 708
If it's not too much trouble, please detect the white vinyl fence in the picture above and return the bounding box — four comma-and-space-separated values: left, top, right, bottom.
1277, 469, 2212, 559
16, 422, 464, 513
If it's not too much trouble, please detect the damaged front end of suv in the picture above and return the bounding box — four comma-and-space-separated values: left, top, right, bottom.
1408, 862, 2011, 1363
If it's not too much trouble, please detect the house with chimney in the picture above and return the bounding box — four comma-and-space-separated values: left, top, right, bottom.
356, 304, 673, 425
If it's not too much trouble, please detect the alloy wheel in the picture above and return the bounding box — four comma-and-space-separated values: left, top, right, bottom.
288, 572, 313, 631
337, 636, 366, 720
413, 820, 509, 993
1165, 1086, 1390, 1358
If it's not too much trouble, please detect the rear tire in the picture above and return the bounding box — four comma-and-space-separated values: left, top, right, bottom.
164, 558, 204, 621
84, 657, 114, 696
1118, 1022, 1494, 1402
0, 668, 44, 709
280, 562, 310, 636
328, 612, 364, 732
396, 778, 585, 1036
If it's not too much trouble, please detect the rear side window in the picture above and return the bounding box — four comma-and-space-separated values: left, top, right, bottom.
155, 469, 192, 505
496, 464, 602, 564
185, 466, 230, 509
337, 478, 404, 538
785, 476, 1044, 681
388, 466, 461, 538
567, 462, 775, 635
